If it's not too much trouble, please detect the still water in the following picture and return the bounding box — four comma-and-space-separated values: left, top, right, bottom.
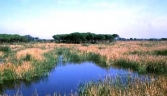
1, 57, 141, 95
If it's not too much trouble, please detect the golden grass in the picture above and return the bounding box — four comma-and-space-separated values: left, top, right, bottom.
1, 41, 167, 75
15, 61, 33, 78
16, 48, 48, 60
77, 41, 167, 65
0, 52, 3, 57
0, 61, 33, 77
9, 45, 24, 51
0, 62, 15, 72
80, 76, 167, 96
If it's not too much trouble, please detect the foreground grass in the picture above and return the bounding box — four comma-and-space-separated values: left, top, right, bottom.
1, 75, 167, 96
77, 75, 167, 96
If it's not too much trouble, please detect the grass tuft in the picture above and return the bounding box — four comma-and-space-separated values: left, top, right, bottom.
146, 61, 167, 74
0, 46, 11, 53
3, 69, 16, 81
23, 54, 32, 61
114, 59, 139, 71
153, 49, 167, 56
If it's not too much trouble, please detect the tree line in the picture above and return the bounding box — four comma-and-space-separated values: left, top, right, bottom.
53, 32, 119, 44
0, 34, 28, 43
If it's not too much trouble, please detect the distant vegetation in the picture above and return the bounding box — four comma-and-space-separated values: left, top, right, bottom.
1, 33, 166, 44
0, 34, 43, 43
0, 34, 28, 43
53, 32, 119, 44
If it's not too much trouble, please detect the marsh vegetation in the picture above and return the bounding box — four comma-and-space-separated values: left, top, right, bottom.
0, 41, 167, 95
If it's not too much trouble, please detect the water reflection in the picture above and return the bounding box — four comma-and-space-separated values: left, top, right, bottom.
0, 56, 146, 95
0, 76, 49, 94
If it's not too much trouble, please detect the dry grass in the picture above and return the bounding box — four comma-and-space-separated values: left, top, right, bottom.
81, 76, 167, 96
0, 43, 59, 81
1, 41, 167, 75
77, 41, 167, 66
0, 52, 3, 57
0, 61, 33, 78
9, 45, 25, 51
16, 48, 49, 60
15, 61, 33, 78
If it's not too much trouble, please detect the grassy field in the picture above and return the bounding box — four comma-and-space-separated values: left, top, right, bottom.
77, 41, 167, 74
0, 41, 167, 95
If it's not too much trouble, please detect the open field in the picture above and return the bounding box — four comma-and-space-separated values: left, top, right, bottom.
0, 41, 167, 95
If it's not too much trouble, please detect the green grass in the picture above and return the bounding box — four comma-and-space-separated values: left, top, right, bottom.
23, 54, 32, 61
3, 69, 17, 81
0, 72, 3, 84
114, 59, 140, 71
146, 61, 167, 74
86, 52, 107, 68
113, 58, 167, 74
26, 50, 58, 81
130, 49, 167, 56
77, 74, 167, 96
0, 46, 11, 52
77, 76, 152, 96
54, 47, 167, 74
0, 49, 58, 83
0, 46, 11, 57
153, 49, 167, 56
55, 47, 108, 67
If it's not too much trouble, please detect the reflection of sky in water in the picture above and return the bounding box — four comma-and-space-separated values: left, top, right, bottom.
2, 60, 144, 96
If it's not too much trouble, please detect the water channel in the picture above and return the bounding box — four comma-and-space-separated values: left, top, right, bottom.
0, 56, 145, 95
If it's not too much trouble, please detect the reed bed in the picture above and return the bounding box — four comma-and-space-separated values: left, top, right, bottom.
0, 42, 79, 83
0, 43, 59, 83
16, 48, 48, 60
78, 75, 167, 96
76, 41, 167, 73
1, 41, 167, 83
0, 41, 167, 95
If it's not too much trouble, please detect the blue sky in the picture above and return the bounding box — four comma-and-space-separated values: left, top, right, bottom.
0, 0, 167, 39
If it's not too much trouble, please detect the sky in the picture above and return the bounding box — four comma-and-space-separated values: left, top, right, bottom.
0, 0, 167, 39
